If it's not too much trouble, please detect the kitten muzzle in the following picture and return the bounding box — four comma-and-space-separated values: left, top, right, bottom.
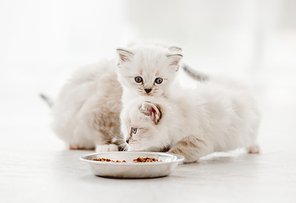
144, 89, 152, 94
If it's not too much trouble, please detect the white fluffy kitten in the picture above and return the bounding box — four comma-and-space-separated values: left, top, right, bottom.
51, 43, 184, 152
120, 80, 261, 163
116, 42, 183, 106
52, 60, 122, 151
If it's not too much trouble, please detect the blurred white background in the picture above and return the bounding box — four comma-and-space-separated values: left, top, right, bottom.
1, 1, 296, 202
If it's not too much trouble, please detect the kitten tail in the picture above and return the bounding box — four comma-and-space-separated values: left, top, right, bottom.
182, 64, 209, 82
40, 93, 54, 108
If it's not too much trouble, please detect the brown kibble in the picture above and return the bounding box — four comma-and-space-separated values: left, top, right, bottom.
132, 157, 161, 163
93, 158, 127, 163
93, 157, 161, 163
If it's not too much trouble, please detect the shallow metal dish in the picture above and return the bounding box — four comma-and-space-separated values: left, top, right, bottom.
80, 152, 184, 178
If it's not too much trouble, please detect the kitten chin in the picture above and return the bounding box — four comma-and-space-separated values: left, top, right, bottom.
127, 145, 168, 152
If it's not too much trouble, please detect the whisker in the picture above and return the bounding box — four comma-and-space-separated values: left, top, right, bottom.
122, 144, 128, 151
106, 129, 117, 139
118, 143, 126, 147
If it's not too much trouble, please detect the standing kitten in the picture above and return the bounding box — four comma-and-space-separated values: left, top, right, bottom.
51, 42, 186, 152
116, 42, 183, 106
120, 81, 261, 163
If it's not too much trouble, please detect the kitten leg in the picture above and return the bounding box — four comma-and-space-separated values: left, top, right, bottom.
247, 144, 260, 154
69, 145, 78, 150
168, 136, 211, 163
69, 145, 94, 150
95, 144, 119, 152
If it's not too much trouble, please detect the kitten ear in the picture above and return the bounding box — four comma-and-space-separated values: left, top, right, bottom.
140, 101, 162, 124
116, 48, 134, 63
167, 54, 183, 71
168, 46, 182, 52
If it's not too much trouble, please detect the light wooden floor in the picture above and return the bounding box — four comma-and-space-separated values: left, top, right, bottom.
0, 68, 295, 203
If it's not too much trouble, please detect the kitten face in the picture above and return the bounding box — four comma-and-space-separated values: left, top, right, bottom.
120, 99, 168, 151
116, 45, 182, 97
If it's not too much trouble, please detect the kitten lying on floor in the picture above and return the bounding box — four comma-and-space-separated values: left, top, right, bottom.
120, 79, 261, 163
50, 42, 201, 152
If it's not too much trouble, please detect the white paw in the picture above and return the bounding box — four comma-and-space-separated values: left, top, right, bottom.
247, 144, 260, 154
95, 144, 118, 153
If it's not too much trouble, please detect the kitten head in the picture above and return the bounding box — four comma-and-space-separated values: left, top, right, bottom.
120, 97, 170, 151
116, 44, 183, 97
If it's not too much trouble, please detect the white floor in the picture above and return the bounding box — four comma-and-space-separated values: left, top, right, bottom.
0, 67, 296, 203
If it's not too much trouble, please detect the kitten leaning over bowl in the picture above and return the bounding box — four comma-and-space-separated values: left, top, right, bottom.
120, 79, 261, 163
45, 42, 206, 152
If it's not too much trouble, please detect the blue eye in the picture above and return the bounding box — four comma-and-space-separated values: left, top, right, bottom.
155, 78, 163, 84
132, 128, 137, 134
135, 77, 143, 83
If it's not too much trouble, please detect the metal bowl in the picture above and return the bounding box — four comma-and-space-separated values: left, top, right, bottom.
80, 151, 184, 178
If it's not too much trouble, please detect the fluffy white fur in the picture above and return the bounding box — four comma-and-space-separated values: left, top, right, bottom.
116, 42, 183, 106
52, 42, 184, 152
120, 80, 261, 163
52, 60, 123, 151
